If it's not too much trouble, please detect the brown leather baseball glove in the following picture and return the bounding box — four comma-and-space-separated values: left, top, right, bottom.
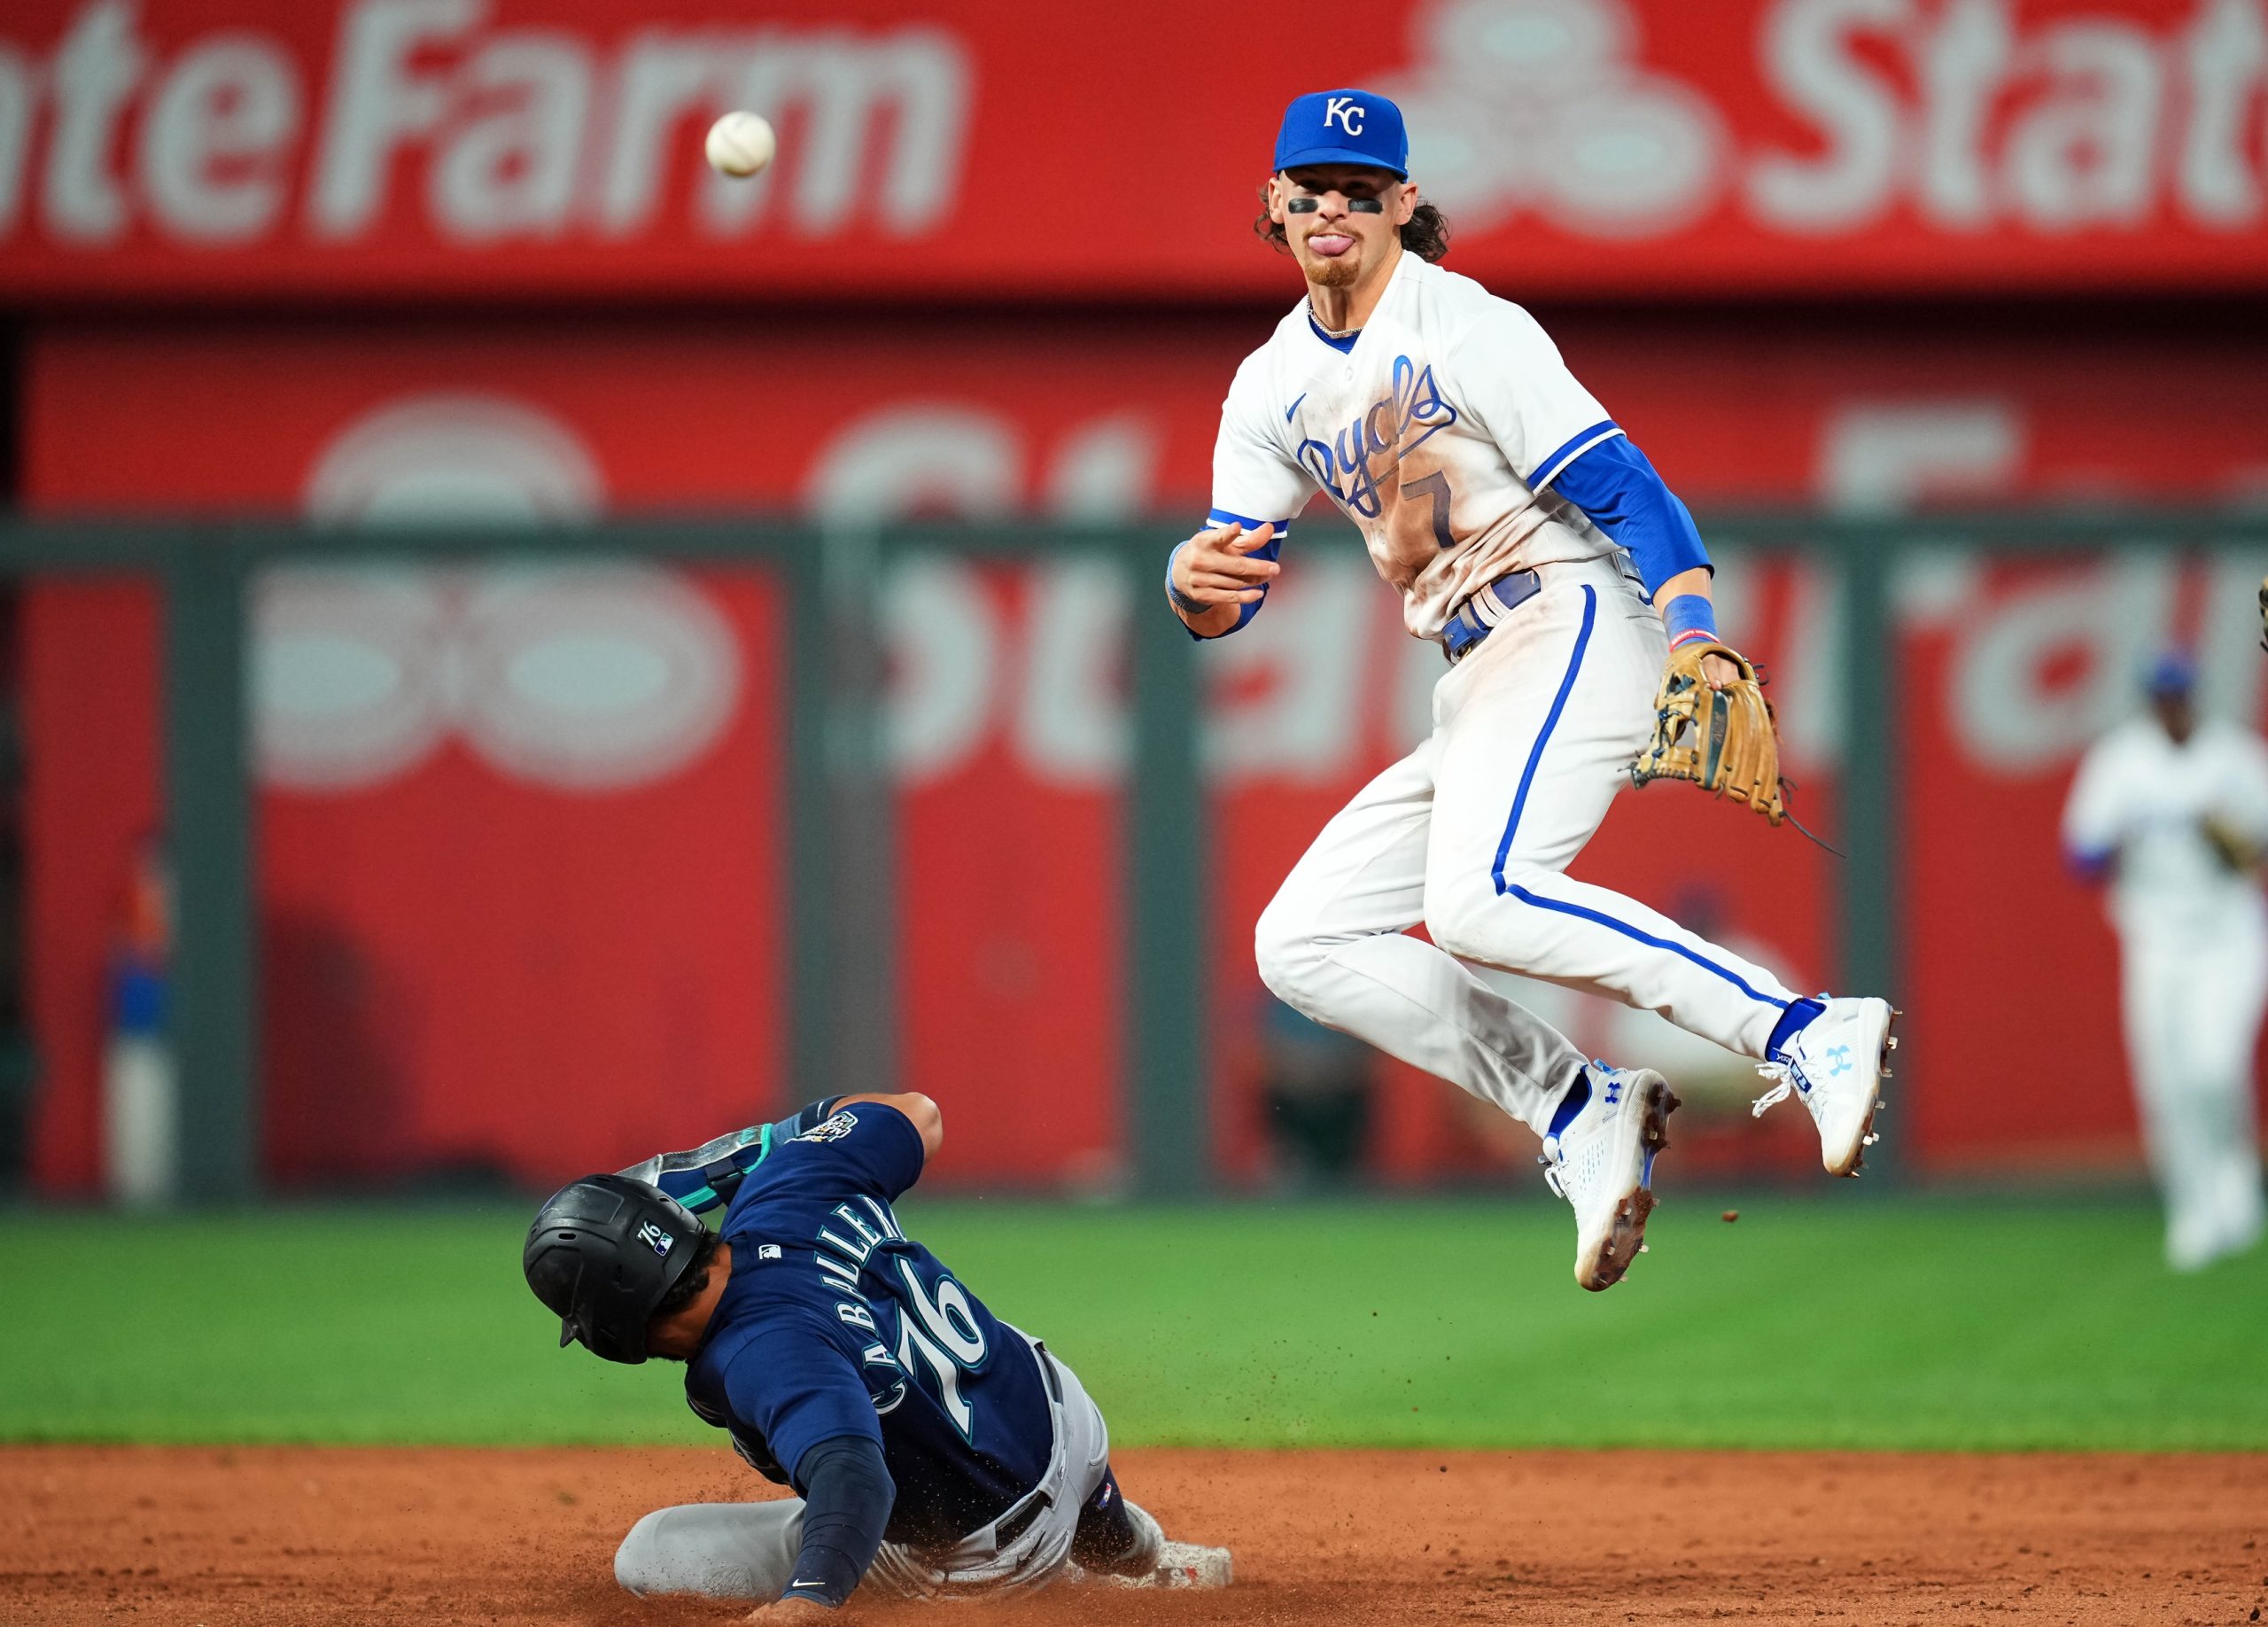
1630, 641, 1786, 825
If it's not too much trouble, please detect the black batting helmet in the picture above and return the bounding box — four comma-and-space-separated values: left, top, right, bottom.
523, 1174, 707, 1365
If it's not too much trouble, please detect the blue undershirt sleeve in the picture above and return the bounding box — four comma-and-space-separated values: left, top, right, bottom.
780, 1434, 895, 1608
1542, 433, 1711, 601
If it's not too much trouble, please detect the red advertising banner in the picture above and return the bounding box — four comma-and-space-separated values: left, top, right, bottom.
21, 313, 2268, 1193
4, 0, 2268, 303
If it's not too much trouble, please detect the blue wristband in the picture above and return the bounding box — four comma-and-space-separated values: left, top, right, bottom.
1662, 593, 1717, 650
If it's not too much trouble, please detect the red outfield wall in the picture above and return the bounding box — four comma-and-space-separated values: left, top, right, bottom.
20, 315, 2268, 1192
4, 0, 2268, 302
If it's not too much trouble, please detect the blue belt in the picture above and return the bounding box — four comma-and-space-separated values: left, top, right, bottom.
1441, 569, 1542, 664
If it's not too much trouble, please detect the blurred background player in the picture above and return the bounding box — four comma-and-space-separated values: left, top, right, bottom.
2062, 654, 2268, 1273
1168, 88, 1894, 1289
524, 1094, 1230, 1613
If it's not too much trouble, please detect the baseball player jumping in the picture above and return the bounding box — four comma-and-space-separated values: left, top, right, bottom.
2063, 654, 2268, 1272
524, 1095, 1230, 1616
1170, 90, 1897, 1289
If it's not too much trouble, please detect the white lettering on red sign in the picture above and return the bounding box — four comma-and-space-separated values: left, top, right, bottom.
1748, 0, 2268, 232
0, 0, 973, 249
4, 0, 2264, 261
1395, 0, 2267, 239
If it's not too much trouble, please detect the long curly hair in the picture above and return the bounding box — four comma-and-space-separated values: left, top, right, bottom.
1254, 184, 1452, 262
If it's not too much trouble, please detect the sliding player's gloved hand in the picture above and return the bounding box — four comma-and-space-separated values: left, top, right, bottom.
1630, 642, 1786, 826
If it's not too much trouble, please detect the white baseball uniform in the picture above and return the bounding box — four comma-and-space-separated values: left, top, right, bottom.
2062, 714, 2268, 1271
1210, 252, 1806, 1138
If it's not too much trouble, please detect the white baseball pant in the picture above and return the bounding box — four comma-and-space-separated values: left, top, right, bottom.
2117, 909, 2268, 1269
1256, 555, 1803, 1136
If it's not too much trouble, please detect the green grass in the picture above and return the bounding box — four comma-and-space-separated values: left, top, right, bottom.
6, 1194, 2262, 1451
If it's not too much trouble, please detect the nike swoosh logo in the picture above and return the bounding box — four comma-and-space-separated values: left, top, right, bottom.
790, 1579, 824, 1590
1285, 393, 1307, 423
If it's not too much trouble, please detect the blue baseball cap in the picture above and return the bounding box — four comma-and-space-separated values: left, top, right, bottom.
1273, 89, 1408, 179
2146, 650, 2198, 696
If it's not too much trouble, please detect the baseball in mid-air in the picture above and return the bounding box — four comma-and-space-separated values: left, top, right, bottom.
704, 112, 776, 178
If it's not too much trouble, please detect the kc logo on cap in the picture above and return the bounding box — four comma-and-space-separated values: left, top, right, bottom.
1275, 88, 1409, 178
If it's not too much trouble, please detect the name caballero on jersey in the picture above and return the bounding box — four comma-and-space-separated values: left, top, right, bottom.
808, 1193, 915, 1418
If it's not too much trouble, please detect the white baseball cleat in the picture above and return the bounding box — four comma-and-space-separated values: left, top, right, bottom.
1135, 1541, 1234, 1588
1541, 1065, 1678, 1292
1752, 997, 1899, 1177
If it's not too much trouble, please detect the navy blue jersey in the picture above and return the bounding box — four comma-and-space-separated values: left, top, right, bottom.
683, 1102, 1055, 1549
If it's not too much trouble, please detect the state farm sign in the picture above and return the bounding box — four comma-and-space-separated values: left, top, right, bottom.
1, 0, 2263, 300
1, 0, 967, 253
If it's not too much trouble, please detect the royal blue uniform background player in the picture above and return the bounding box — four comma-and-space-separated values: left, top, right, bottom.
522, 1092, 1230, 1616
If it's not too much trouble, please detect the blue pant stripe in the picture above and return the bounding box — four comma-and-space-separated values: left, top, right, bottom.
1487, 580, 1787, 1012
1490, 585, 1597, 892
1504, 885, 1790, 1010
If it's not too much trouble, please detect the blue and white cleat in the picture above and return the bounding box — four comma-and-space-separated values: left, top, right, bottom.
1752, 997, 1899, 1177
1541, 1064, 1679, 1292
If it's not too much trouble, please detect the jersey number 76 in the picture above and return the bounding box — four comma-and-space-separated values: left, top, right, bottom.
893, 1258, 989, 1439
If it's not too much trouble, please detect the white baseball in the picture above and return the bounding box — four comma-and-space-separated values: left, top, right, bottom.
704, 112, 776, 178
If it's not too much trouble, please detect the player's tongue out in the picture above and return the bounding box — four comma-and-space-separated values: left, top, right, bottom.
1308, 233, 1355, 256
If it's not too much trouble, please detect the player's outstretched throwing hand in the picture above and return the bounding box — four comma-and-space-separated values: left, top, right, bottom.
1167, 521, 1279, 637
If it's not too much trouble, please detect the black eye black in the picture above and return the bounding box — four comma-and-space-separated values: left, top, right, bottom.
1286, 197, 1319, 213
1348, 199, 1383, 214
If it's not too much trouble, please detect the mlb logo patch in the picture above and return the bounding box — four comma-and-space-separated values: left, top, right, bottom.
635, 1220, 675, 1257
757, 1244, 782, 1261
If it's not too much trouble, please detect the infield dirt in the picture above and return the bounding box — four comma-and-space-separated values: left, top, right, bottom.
4, 1446, 2264, 1625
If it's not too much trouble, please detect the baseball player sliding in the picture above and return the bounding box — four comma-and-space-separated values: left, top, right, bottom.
1171, 90, 1897, 1289
524, 1095, 1229, 1617
2063, 654, 2268, 1272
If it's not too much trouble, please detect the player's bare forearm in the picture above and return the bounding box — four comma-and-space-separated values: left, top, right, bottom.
2202, 815, 2262, 876
1651, 565, 1713, 610
1169, 521, 1278, 638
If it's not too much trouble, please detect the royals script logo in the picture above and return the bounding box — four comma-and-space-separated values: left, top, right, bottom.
1296, 354, 1460, 518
